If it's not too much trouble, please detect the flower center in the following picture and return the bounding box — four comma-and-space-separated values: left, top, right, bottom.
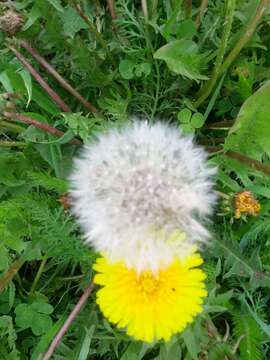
138, 274, 159, 294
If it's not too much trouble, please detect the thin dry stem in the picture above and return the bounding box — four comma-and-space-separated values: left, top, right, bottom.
19, 40, 98, 114
3, 112, 82, 145
8, 45, 71, 112
0, 259, 24, 293
43, 282, 94, 360
106, 0, 117, 21
141, 0, 148, 20
225, 150, 270, 177
74, 3, 116, 66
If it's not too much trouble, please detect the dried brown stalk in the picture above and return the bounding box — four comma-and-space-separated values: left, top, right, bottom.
43, 282, 94, 360
7, 45, 71, 112
19, 40, 98, 114
106, 0, 117, 22
3, 112, 82, 145
0, 259, 24, 293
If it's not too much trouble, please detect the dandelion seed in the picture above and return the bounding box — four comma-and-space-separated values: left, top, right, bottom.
70, 121, 216, 272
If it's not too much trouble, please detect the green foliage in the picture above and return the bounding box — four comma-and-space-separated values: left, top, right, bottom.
225, 81, 270, 159
0, 0, 270, 358
233, 313, 263, 360
154, 40, 209, 81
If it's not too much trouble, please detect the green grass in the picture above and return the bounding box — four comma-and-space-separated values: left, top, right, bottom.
1, 0, 270, 358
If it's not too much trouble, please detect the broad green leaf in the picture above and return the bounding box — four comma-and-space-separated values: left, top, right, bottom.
181, 123, 194, 134
77, 326, 95, 360
154, 40, 208, 81
120, 342, 146, 360
176, 19, 196, 39
31, 316, 65, 360
158, 341, 182, 360
47, 0, 64, 12
0, 69, 59, 114
191, 113, 205, 128
0, 71, 14, 92
19, 69, 32, 107
135, 63, 151, 77
182, 327, 199, 360
31, 302, 53, 315
178, 108, 192, 123
15, 304, 35, 329
31, 313, 53, 336
15, 302, 53, 336
225, 81, 270, 159
61, 7, 88, 38
119, 59, 136, 79
22, 3, 42, 31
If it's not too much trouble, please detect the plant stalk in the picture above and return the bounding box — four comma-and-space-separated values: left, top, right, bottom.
141, 0, 149, 20
184, 0, 192, 18
106, 0, 117, 22
19, 40, 98, 114
195, 0, 208, 29
74, 3, 116, 66
195, 0, 236, 107
7, 45, 71, 112
0, 119, 24, 133
225, 150, 270, 177
43, 282, 94, 360
0, 259, 24, 293
29, 257, 47, 297
219, 0, 270, 75
0, 140, 26, 147
3, 112, 82, 145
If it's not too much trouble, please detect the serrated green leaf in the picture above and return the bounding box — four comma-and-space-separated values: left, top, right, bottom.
233, 313, 262, 360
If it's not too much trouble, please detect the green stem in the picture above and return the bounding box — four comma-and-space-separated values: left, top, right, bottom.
74, 3, 116, 67
184, 0, 192, 18
195, 0, 236, 107
195, 0, 208, 30
29, 257, 47, 297
151, 62, 160, 120
0, 119, 24, 133
219, 0, 270, 75
0, 140, 26, 147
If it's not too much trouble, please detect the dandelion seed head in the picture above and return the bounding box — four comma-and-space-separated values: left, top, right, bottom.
70, 121, 216, 272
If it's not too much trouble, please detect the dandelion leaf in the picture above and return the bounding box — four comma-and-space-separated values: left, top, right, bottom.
225, 81, 270, 160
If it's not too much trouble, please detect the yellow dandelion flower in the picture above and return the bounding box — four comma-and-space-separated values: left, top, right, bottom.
234, 190, 260, 219
93, 254, 207, 343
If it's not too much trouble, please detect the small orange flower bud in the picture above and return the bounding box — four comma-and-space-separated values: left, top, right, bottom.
234, 191, 260, 219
